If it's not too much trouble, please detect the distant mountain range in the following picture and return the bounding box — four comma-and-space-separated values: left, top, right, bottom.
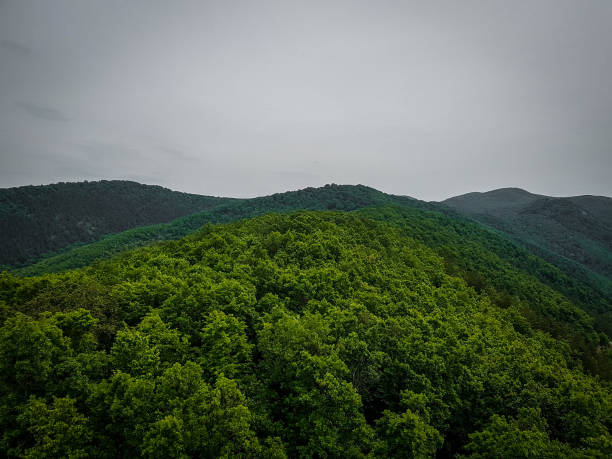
443, 188, 612, 295
1, 181, 610, 298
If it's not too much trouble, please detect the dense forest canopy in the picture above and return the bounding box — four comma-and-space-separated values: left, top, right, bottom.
0, 180, 234, 267
1, 210, 611, 457
4, 181, 610, 303
7, 183, 430, 276
1, 181, 611, 457
444, 188, 612, 296
9, 189, 611, 338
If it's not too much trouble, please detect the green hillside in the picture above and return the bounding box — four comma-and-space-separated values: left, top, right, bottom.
1, 211, 610, 458
10, 185, 611, 335
358, 207, 611, 338
13, 184, 430, 277
8, 182, 611, 308
443, 188, 612, 296
0, 180, 234, 267
13, 186, 610, 336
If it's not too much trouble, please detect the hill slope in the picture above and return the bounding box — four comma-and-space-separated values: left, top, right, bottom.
1, 211, 610, 457
11, 186, 611, 335
443, 188, 612, 295
13, 184, 431, 276
0, 180, 234, 267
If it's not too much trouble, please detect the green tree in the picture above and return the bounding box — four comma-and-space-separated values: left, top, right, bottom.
18, 396, 92, 459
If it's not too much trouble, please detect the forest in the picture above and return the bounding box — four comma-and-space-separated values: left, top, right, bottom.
444, 189, 612, 297
1, 209, 611, 458
7, 184, 430, 276
0, 180, 232, 267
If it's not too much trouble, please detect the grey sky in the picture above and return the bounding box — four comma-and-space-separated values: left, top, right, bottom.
1, 0, 611, 200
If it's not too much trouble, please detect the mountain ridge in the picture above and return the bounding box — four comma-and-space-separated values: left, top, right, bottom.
2, 180, 610, 298
442, 187, 612, 296
0, 180, 237, 267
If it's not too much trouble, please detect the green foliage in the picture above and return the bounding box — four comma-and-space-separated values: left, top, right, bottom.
444, 189, 612, 297
199, 310, 252, 379
357, 206, 612, 344
0, 180, 232, 267
0, 211, 611, 457
375, 409, 442, 458
460, 408, 594, 458
18, 396, 92, 459
12, 184, 427, 276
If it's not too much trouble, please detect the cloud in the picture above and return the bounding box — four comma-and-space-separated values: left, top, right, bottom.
1, 1, 611, 199
1, 39, 33, 57
266, 169, 321, 181
15, 102, 70, 122
158, 146, 196, 162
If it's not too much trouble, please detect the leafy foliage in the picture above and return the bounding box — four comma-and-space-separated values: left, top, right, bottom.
444, 188, 612, 297
0, 180, 232, 267
1, 211, 611, 457
13, 183, 429, 276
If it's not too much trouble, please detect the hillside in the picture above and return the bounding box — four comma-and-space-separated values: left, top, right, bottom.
10, 185, 611, 334
443, 188, 612, 295
443, 188, 543, 214
1, 211, 610, 458
0, 180, 234, 267
8, 181, 611, 304
12, 184, 432, 276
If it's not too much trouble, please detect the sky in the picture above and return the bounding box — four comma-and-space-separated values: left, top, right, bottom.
1, 0, 611, 201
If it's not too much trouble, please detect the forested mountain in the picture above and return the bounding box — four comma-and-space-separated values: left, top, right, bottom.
1, 181, 612, 457
11, 184, 432, 276
6, 181, 611, 304
1, 210, 611, 458
444, 188, 612, 296
0, 180, 234, 267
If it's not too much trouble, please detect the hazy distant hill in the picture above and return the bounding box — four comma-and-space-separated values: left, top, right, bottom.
444, 188, 544, 215
443, 188, 612, 294
0, 180, 233, 266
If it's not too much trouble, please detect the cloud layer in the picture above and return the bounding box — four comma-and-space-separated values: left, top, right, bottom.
1, 0, 611, 199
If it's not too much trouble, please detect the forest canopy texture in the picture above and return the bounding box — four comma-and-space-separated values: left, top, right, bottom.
1, 210, 611, 458
0, 180, 232, 267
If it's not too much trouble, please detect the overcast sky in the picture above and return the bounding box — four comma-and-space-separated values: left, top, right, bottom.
1, 0, 611, 200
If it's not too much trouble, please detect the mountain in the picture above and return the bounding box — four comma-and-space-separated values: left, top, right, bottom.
3, 181, 610, 308
9, 183, 435, 276
1, 209, 611, 457
0, 180, 234, 267
443, 188, 544, 215
5, 183, 610, 325
443, 188, 612, 296
1, 182, 611, 457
